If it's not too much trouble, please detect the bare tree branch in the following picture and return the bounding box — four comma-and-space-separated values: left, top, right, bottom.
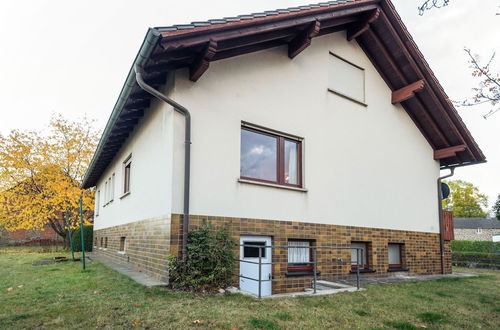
454, 48, 500, 119
418, 0, 450, 16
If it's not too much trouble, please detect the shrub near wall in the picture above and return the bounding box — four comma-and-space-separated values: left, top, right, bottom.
71, 226, 93, 252
168, 222, 236, 292
451, 240, 500, 269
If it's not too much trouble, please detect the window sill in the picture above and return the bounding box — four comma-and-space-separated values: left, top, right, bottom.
327, 88, 368, 107
120, 191, 131, 199
388, 267, 409, 272
350, 269, 376, 274
286, 270, 320, 277
238, 179, 307, 192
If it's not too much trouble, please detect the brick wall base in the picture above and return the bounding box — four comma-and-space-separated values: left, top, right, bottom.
93, 217, 170, 282
93, 214, 451, 294
170, 214, 452, 294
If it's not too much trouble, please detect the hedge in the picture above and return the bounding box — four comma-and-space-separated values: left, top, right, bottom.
71, 225, 93, 252
451, 240, 500, 253
451, 240, 500, 269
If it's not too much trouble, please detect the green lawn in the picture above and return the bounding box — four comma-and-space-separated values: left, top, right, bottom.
1, 247, 499, 329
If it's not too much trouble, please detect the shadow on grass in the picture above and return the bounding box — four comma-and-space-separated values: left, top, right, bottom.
410, 294, 433, 302
384, 321, 418, 329
249, 317, 278, 329
416, 312, 448, 324
11, 313, 35, 322
354, 310, 370, 316
434, 291, 454, 298
274, 311, 292, 321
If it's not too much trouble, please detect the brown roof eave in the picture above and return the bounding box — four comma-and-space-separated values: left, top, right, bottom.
380, 0, 486, 163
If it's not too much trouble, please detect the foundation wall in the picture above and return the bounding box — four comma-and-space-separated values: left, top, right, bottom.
93, 217, 171, 282
170, 214, 451, 294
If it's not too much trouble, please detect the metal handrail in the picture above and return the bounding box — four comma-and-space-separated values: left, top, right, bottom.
236, 244, 364, 298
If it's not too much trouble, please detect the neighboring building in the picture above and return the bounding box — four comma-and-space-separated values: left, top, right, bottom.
454, 218, 500, 241
0, 225, 63, 246
82, 0, 485, 295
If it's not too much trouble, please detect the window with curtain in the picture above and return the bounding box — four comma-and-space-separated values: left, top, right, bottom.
288, 240, 313, 272
240, 126, 302, 187
388, 243, 402, 268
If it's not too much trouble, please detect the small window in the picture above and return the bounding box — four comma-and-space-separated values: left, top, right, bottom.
123, 156, 132, 194
351, 242, 368, 269
119, 237, 126, 251
476, 228, 482, 234
95, 190, 100, 216
388, 244, 403, 269
110, 173, 115, 202
240, 126, 302, 187
243, 241, 266, 258
328, 52, 365, 105
104, 237, 108, 248
104, 181, 108, 205
288, 240, 313, 272
100, 237, 103, 247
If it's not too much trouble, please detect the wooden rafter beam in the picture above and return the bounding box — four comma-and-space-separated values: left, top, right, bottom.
391, 79, 425, 104
189, 39, 217, 82
434, 145, 467, 160
347, 8, 380, 41
288, 20, 321, 59
120, 109, 144, 119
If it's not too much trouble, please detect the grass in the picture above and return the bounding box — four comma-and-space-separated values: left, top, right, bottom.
1, 247, 499, 329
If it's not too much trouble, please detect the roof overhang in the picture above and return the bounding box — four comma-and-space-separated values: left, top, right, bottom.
82, 0, 486, 189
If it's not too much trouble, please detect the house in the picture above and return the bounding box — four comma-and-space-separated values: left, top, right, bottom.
454, 218, 500, 242
82, 0, 486, 295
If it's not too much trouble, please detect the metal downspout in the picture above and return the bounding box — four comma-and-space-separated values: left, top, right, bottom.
437, 167, 455, 274
134, 65, 191, 261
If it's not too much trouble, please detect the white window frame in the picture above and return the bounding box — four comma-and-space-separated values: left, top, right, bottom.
104, 181, 108, 206
122, 154, 132, 197
110, 173, 115, 203
95, 190, 100, 216
476, 228, 483, 234
351, 242, 368, 269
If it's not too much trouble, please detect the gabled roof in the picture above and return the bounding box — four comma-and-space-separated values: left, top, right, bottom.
454, 218, 500, 229
82, 0, 486, 189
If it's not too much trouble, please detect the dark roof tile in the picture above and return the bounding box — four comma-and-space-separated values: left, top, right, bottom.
454, 218, 500, 229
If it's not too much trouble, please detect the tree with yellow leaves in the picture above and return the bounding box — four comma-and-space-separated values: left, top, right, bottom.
0, 114, 99, 245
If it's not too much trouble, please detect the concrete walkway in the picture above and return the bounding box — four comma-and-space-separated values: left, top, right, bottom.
335, 271, 478, 287
89, 253, 168, 288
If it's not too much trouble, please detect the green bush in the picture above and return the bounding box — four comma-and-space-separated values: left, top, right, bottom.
167, 221, 236, 292
451, 240, 500, 253
71, 226, 93, 252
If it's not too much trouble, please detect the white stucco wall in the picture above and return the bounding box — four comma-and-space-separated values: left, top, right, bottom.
93, 78, 176, 230
168, 31, 441, 233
